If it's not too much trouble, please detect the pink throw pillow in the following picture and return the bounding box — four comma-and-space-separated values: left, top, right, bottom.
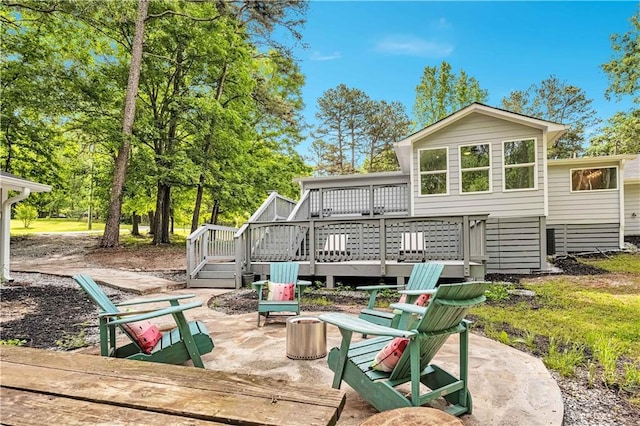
398, 293, 431, 307
123, 320, 163, 354
267, 282, 295, 301
370, 337, 409, 372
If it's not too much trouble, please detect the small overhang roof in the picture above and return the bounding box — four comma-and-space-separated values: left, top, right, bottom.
394, 103, 569, 173
294, 171, 408, 185
0, 171, 52, 193
547, 154, 637, 167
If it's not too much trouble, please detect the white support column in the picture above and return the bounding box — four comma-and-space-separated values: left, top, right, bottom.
1, 187, 31, 282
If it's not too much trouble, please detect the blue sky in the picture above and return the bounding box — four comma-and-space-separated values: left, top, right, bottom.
285, 1, 638, 154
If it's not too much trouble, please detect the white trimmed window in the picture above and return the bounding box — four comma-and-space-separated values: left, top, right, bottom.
571, 167, 618, 191
459, 143, 491, 193
418, 147, 448, 195
503, 139, 537, 190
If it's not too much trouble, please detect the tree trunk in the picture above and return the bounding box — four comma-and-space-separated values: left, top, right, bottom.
210, 199, 220, 225
131, 212, 140, 236
100, 0, 149, 248
191, 173, 205, 233
148, 210, 155, 234
152, 183, 171, 244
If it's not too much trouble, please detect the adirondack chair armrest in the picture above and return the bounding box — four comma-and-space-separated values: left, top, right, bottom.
101, 301, 203, 326
356, 284, 404, 309
319, 313, 415, 338
116, 294, 196, 307
388, 302, 427, 315
398, 289, 437, 296
355, 284, 404, 291
297, 280, 312, 286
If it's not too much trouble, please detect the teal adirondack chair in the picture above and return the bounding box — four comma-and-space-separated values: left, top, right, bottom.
357, 262, 444, 328
74, 274, 214, 368
320, 281, 489, 416
251, 262, 311, 326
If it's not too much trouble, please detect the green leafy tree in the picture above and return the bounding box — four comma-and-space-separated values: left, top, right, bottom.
602, 6, 640, 103
312, 84, 369, 175
413, 61, 488, 128
586, 109, 640, 155
361, 100, 411, 172
15, 204, 37, 228
500, 75, 600, 159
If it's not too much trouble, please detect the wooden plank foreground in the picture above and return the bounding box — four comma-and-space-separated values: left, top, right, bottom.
0, 346, 346, 426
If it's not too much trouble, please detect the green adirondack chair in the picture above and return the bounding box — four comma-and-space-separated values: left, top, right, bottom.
73, 274, 214, 368
319, 281, 489, 416
251, 262, 312, 326
357, 262, 444, 328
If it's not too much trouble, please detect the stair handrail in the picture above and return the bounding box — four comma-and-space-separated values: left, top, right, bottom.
187, 223, 238, 279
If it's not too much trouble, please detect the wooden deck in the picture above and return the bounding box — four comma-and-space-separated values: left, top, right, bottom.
250, 260, 486, 287
0, 346, 346, 426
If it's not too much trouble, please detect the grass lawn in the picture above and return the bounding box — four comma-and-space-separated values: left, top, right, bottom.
10, 218, 118, 235
471, 252, 640, 403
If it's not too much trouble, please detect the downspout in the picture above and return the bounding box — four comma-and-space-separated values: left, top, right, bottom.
1, 187, 31, 281
619, 160, 625, 249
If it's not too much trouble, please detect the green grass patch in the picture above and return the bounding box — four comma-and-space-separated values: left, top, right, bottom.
472, 258, 640, 395
580, 253, 640, 274
10, 218, 113, 234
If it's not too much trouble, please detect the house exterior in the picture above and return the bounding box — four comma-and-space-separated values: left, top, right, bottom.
624, 156, 640, 237
186, 103, 638, 288
547, 155, 637, 254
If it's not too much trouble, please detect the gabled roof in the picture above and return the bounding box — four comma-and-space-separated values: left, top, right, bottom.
0, 171, 52, 192
394, 103, 568, 173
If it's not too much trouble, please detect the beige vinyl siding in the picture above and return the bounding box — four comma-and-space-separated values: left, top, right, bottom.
547, 163, 620, 225
625, 183, 640, 236
486, 217, 542, 274
412, 114, 545, 218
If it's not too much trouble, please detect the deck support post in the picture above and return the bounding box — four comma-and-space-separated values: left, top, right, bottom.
309, 221, 315, 275
463, 215, 470, 278
379, 218, 386, 275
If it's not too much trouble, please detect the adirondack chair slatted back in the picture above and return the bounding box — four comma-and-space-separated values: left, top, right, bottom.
405, 263, 444, 290
75, 274, 119, 314
389, 281, 489, 381
270, 262, 299, 283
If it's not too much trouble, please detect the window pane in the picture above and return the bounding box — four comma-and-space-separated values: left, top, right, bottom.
505, 166, 535, 190
420, 148, 447, 172
461, 170, 490, 192
504, 140, 535, 165
460, 144, 490, 169
571, 168, 618, 191
421, 173, 447, 195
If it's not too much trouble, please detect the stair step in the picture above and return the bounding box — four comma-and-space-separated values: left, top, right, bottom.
197, 270, 235, 279
200, 263, 236, 272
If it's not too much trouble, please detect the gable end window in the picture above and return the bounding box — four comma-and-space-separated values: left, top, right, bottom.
459, 143, 491, 193
503, 139, 537, 191
571, 167, 618, 191
418, 147, 448, 195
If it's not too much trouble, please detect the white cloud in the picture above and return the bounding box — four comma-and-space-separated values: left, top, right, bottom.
435, 17, 451, 29
310, 51, 343, 61
375, 35, 453, 57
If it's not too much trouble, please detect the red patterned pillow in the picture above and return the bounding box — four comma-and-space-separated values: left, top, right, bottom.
123, 320, 162, 354
267, 282, 295, 301
370, 337, 409, 372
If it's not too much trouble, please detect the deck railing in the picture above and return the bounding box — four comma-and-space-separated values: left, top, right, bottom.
308, 184, 409, 218
186, 224, 238, 279
236, 214, 488, 280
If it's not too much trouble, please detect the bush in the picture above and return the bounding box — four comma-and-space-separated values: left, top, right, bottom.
15, 204, 38, 228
